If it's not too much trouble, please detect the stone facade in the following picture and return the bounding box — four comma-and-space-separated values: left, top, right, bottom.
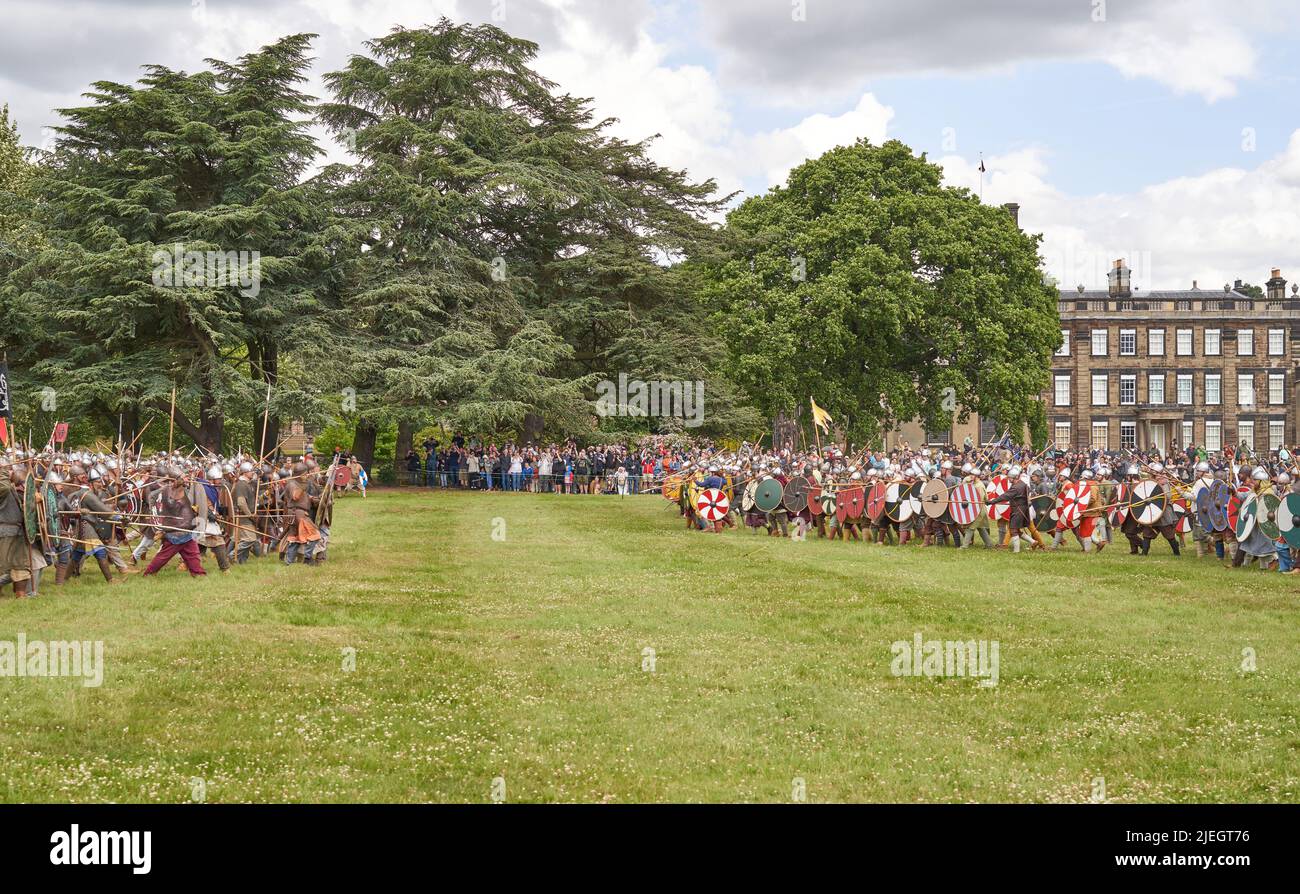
1044, 261, 1297, 454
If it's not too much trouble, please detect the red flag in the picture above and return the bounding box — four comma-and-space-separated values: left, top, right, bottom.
0, 417, 8, 447
54, 422, 69, 444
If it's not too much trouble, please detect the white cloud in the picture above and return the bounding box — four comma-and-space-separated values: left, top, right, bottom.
698, 0, 1270, 106
938, 135, 1300, 291
742, 93, 894, 188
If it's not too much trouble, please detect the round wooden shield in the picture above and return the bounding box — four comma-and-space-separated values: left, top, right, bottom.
1278, 493, 1300, 548
695, 487, 730, 522
1052, 487, 1070, 524
890, 482, 913, 523
1110, 483, 1129, 528
806, 484, 823, 517
1194, 487, 1214, 531
866, 482, 888, 521
782, 476, 809, 513
333, 465, 352, 487
1029, 493, 1054, 526
949, 483, 980, 526
1173, 498, 1191, 534
835, 488, 850, 523
820, 489, 838, 517
986, 476, 1010, 521
903, 481, 923, 520
849, 486, 867, 519
662, 475, 682, 501
1227, 485, 1252, 534
1128, 480, 1166, 526
918, 478, 946, 518
741, 481, 756, 512
1057, 499, 1081, 529
884, 482, 903, 522
1073, 480, 1093, 509
1190, 478, 1209, 504
1259, 492, 1281, 541
1208, 479, 1232, 532
22, 470, 40, 546
754, 478, 784, 512
1234, 493, 1258, 541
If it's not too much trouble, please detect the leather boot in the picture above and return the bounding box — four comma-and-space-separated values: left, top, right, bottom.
55, 562, 70, 585
95, 553, 116, 583
13, 578, 29, 599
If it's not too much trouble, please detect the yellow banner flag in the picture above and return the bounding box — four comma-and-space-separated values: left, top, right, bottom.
810, 397, 833, 433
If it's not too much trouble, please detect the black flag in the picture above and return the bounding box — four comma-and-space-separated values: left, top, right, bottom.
0, 362, 10, 423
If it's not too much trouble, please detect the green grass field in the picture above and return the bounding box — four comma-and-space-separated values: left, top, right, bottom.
1, 488, 1297, 803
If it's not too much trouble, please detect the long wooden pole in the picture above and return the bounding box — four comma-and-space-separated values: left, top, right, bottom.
258, 381, 272, 459
125, 417, 154, 457
167, 385, 177, 454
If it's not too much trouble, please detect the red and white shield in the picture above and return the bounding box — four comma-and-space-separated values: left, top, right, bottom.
949, 483, 981, 526
695, 487, 730, 522
1109, 483, 1129, 527
1073, 480, 1093, 509
986, 475, 1010, 521
1056, 499, 1081, 529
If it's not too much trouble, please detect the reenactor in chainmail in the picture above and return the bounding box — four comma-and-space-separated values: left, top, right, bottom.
232, 461, 261, 564
1189, 461, 1215, 558
898, 463, 924, 546
933, 461, 962, 548
839, 470, 865, 541
196, 465, 233, 573
1131, 464, 1181, 556
812, 463, 832, 539
281, 462, 323, 564
0, 463, 34, 597
764, 467, 790, 538
958, 463, 994, 549
307, 458, 335, 562
77, 466, 122, 583
1231, 467, 1276, 570
986, 463, 1033, 554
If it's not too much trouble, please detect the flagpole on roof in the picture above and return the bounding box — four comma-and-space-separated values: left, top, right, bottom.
978, 152, 985, 200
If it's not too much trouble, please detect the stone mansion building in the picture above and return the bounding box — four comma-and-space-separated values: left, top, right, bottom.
1045, 260, 1297, 455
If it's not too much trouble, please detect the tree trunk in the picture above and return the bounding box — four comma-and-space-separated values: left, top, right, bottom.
121, 406, 140, 452
250, 339, 280, 458
395, 419, 415, 481
198, 387, 223, 455
351, 421, 378, 471
523, 412, 544, 445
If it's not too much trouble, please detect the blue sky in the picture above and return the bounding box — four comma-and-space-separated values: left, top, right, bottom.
4, 0, 1300, 288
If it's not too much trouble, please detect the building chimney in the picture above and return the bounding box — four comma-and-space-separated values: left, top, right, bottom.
1107, 258, 1131, 298
1266, 268, 1286, 303
1002, 202, 1020, 227
1192, 280, 1198, 290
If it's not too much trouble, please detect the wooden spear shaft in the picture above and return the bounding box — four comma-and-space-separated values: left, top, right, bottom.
167, 385, 176, 454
